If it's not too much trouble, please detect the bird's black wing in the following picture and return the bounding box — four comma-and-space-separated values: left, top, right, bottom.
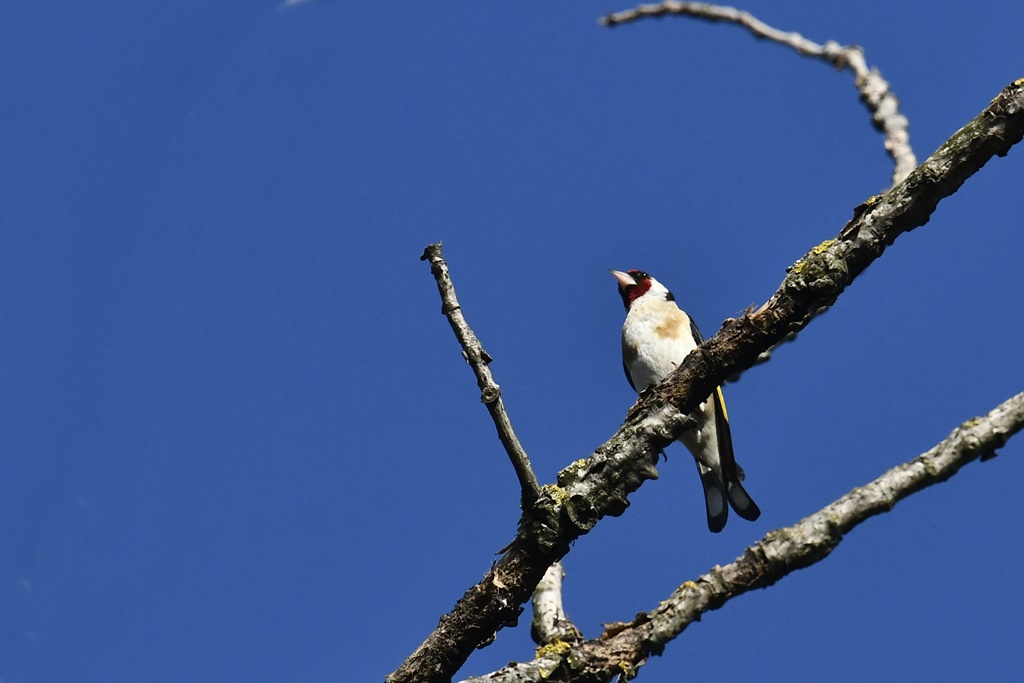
691, 316, 760, 522
622, 358, 637, 392
712, 386, 760, 522
689, 318, 703, 344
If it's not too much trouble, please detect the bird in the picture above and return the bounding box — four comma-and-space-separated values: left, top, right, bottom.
611, 269, 760, 532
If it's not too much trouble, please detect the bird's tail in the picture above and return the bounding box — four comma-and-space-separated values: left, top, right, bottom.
696, 463, 729, 533
712, 386, 761, 524
726, 477, 761, 522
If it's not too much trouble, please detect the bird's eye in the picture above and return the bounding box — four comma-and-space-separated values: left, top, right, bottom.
633, 270, 648, 281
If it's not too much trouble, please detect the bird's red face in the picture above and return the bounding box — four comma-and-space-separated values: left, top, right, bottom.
611, 269, 653, 310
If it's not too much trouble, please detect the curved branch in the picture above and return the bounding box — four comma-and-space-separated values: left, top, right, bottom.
421, 243, 542, 505
530, 561, 582, 647
386, 79, 1024, 683
600, 1, 915, 184
464, 391, 1024, 682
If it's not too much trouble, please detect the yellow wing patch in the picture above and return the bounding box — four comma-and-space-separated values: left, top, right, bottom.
715, 386, 729, 423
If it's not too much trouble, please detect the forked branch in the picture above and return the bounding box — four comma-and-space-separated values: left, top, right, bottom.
461, 391, 1024, 682
387, 78, 1024, 683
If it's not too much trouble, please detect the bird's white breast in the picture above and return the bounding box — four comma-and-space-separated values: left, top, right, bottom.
621, 298, 699, 392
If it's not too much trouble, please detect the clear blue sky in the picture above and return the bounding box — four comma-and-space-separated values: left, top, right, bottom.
2, 3, 1023, 682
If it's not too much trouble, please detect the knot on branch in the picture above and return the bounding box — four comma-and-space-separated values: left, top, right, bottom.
640, 404, 699, 444
516, 485, 569, 554
785, 239, 850, 300
554, 440, 663, 534
480, 384, 501, 404
565, 494, 599, 532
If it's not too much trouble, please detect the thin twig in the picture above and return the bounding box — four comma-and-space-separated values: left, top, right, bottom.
463, 390, 1024, 682
600, 1, 915, 185
386, 79, 1024, 683
421, 243, 542, 505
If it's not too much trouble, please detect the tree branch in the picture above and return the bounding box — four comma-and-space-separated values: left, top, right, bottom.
388, 78, 1024, 683
600, 1, 915, 185
530, 561, 582, 647
421, 243, 542, 505
600, 2, 917, 378
463, 391, 1024, 682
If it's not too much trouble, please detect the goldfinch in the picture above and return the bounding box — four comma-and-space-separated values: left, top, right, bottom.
611, 269, 760, 532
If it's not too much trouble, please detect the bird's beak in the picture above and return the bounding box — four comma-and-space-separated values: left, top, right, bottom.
610, 269, 634, 289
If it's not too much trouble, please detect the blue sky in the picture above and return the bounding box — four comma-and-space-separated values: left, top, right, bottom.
2, 3, 1023, 682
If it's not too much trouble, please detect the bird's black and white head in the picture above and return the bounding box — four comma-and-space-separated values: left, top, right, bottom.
610, 269, 675, 311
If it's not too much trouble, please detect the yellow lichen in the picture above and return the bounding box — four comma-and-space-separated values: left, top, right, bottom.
543, 483, 569, 505
1014, 77, 1024, 87
810, 239, 837, 255
791, 240, 837, 276
536, 639, 572, 658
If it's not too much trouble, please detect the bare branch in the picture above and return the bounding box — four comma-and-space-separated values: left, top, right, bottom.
600, 1, 915, 184
530, 561, 582, 647
466, 390, 1024, 682
388, 79, 1024, 683
421, 243, 542, 505
459, 654, 566, 683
